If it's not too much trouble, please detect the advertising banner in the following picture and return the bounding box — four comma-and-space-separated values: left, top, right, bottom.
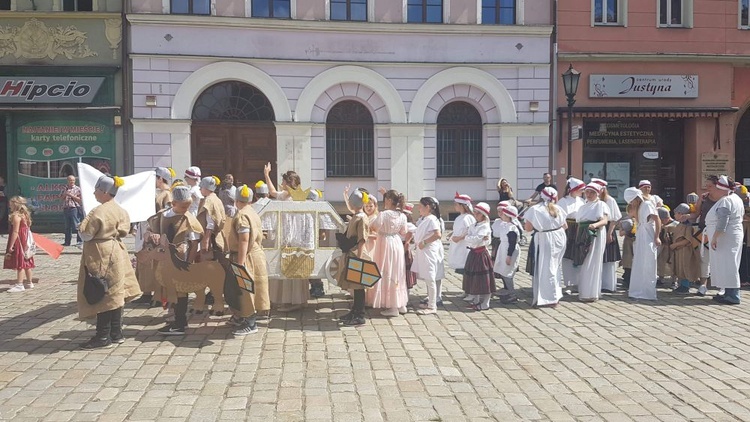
589, 75, 698, 98
0, 77, 104, 103
16, 119, 113, 213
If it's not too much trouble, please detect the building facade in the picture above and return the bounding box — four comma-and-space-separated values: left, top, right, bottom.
557, 0, 750, 207
0, 1, 125, 231
127, 0, 553, 210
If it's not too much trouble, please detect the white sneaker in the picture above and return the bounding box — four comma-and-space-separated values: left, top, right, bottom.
398, 306, 408, 315
24, 282, 34, 290
463, 294, 476, 302
7, 284, 25, 293
417, 308, 437, 315
380, 308, 400, 317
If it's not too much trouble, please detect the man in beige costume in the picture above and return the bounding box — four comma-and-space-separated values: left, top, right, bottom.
77, 175, 142, 349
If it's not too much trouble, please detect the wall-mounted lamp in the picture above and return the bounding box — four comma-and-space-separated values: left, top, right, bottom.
145, 95, 157, 107
529, 101, 539, 112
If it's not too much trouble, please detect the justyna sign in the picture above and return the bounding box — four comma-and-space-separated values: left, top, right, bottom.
589, 75, 698, 98
0, 77, 104, 103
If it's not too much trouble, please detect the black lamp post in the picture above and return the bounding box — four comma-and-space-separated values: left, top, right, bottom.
561, 64, 580, 177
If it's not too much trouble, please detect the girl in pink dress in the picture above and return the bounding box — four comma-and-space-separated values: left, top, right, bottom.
4, 196, 35, 292
366, 189, 409, 317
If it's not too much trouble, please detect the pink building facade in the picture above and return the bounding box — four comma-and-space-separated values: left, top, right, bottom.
557, 0, 750, 206
127, 0, 553, 209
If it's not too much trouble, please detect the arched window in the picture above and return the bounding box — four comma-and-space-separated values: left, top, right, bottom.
326, 101, 374, 177
436, 101, 482, 177
192, 81, 275, 121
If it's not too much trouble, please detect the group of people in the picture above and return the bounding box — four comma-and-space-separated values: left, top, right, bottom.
3, 163, 746, 348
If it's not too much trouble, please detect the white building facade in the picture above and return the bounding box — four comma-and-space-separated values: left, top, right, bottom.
128, 0, 552, 207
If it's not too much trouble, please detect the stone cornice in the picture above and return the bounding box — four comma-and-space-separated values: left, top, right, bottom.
0, 12, 121, 19
126, 13, 553, 37
559, 52, 750, 63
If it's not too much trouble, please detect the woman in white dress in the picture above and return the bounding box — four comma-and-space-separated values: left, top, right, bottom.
493, 205, 521, 303
625, 187, 661, 300
523, 187, 567, 308
575, 183, 609, 302
639, 180, 664, 208
592, 178, 623, 292
447, 193, 476, 300
263, 162, 311, 312
414, 197, 445, 315
705, 175, 745, 304
557, 178, 585, 290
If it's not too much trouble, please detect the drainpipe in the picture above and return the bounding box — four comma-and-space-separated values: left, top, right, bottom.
549, 0, 559, 183
122, 0, 133, 174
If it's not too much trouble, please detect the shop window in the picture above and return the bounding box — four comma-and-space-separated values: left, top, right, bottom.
407, 0, 443, 23
171, 0, 210, 15
658, 0, 693, 27
436, 101, 483, 178
331, 0, 367, 21
63, 0, 94, 11
326, 100, 375, 178
741, 0, 749, 28
0, 0, 10, 11
252, 0, 291, 18
482, 0, 516, 25
593, 0, 626, 26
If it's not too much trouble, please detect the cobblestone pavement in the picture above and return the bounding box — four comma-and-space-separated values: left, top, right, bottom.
2, 234, 750, 421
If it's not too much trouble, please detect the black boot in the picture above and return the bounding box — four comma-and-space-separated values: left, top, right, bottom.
132, 293, 153, 305
344, 290, 366, 326
159, 296, 187, 335
82, 311, 113, 349
110, 307, 124, 344
622, 269, 631, 289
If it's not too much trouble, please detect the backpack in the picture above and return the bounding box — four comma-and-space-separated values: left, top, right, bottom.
23, 225, 36, 259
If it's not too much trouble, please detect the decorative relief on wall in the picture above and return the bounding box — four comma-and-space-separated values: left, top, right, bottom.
104, 19, 122, 59
0, 19, 97, 60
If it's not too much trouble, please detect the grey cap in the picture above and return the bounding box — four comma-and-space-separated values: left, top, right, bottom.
348, 188, 369, 209
172, 186, 191, 202
155, 167, 173, 183
199, 176, 217, 192
657, 207, 670, 219
236, 185, 253, 203
255, 182, 269, 195
620, 218, 634, 232
674, 203, 690, 215
95, 175, 119, 196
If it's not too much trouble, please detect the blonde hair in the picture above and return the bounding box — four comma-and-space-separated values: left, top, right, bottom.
627, 197, 643, 224
9, 196, 32, 226
546, 201, 559, 218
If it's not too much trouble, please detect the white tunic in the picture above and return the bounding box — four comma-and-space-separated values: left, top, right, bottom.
629, 201, 658, 300
188, 185, 203, 216
576, 200, 609, 300
413, 214, 445, 282
493, 220, 519, 278
705, 193, 745, 289
465, 220, 491, 249
557, 196, 583, 220
525, 204, 566, 306
447, 213, 476, 270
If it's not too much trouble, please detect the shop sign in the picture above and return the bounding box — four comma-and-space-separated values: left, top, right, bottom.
590, 75, 698, 98
0, 77, 104, 104
16, 120, 113, 213
584, 120, 657, 148
701, 153, 731, 182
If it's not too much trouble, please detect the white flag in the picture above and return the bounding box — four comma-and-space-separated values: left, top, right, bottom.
77, 163, 156, 223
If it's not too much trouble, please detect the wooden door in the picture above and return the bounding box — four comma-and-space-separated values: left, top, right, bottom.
191, 122, 277, 187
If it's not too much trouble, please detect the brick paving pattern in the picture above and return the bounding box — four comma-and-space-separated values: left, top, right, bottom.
1, 234, 750, 421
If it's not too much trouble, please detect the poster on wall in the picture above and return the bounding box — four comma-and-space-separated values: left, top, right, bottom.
583, 162, 630, 204
16, 120, 113, 213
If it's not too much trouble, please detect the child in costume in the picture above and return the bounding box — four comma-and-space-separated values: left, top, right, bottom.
337, 188, 372, 326
463, 203, 495, 311
447, 193, 476, 298
493, 205, 521, 303
414, 197, 445, 315
670, 203, 701, 294
657, 206, 678, 288
618, 218, 636, 289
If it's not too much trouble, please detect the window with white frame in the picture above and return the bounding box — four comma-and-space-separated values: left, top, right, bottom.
741, 0, 749, 27
63, 0, 93, 11
482, 0, 516, 25
593, 0, 623, 25
252, 0, 291, 18
171, 0, 210, 14
658, 0, 692, 27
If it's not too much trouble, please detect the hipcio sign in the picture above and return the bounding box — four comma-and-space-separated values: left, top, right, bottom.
0, 77, 104, 103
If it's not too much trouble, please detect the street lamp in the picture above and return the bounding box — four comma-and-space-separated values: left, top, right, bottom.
561, 64, 580, 177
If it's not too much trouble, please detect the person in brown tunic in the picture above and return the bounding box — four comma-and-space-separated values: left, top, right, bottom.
225, 184, 271, 335
618, 218, 635, 289
134, 166, 174, 306
195, 176, 227, 311
337, 188, 372, 326
78, 175, 142, 349
671, 203, 701, 293
657, 206, 678, 287
146, 186, 205, 335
